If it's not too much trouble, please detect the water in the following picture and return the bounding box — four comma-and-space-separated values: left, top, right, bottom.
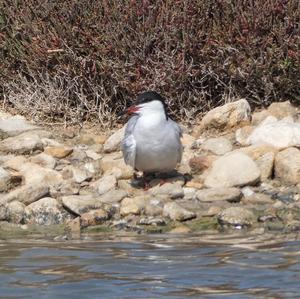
0, 232, 300, 298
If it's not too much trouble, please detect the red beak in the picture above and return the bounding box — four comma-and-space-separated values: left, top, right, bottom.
117, 105, 140, 117
127, 106, 140, 114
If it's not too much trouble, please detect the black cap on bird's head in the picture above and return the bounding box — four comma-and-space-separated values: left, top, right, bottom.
136, 91, 166, 106
120, 91, 168, 118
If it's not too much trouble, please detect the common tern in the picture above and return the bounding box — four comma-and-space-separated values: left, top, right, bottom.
121, 91, 182, 179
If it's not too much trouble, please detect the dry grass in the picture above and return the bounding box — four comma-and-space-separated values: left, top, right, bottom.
3, 73, 121, 128
1, 0, 299, 127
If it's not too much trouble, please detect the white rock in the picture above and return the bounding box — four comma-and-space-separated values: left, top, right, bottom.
79, 132, 106, 145
0, 132, 43, 154
201, 137, 232, 155
61, 195, 103, 215
235, 126, 253, 146
0, 184, 49, 205
24, 197, 64, 225
99, 189, 127, 204
72, 167, 93, 184
234, 146, 277, 183
205, 152, 260, 188
30, 153, 57, 169
195, 187, 242, 202
83, 161, 102, 176
91, 175, 116, 195
85, 149, 102, 160
27, 130, 53, 139
120, 196, 146, 216
19, 162, 63, 187
248, 116, 300, 148
0, 154, 14, 165
149, 183, 184, 199
41, 138, 62, 147
183, 187, 197, 200
274, 147, 300, 184
198, 99, 251, 132
3, 155, 27, 171
107, 166, 133, 180
0, 167, 12, 192
0, 116, 38, 139
144, 197, 164, 217
69, 147, 88, 162
6, 201, 25, 224
267, 101, 297, 120
218, 207, 255, 227
56, 180, 80, 196
241, 187, 255, 197
255, 151, 275, 181
80, 209, 110, 227
100, 154, 133, 179
62, 165, 92, 183
233, 144, 277, 169
100, 152, 123, 171
163, 202, 196, 221
242, 192, 273, 204
103, 127, 125, 153
251, 110, 271, 126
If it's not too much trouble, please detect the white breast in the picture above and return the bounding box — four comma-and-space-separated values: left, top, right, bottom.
133, 113, 181, 173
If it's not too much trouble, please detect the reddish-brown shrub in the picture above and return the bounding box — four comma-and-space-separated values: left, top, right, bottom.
1, 0, 299, 126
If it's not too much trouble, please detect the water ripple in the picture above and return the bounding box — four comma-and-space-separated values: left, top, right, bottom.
0, 233, 299, 298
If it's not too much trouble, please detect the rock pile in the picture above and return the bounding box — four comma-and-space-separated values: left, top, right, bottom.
1, 100, 300, 236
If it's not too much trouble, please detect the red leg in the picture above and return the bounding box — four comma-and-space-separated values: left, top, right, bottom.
142, 172, 155, 190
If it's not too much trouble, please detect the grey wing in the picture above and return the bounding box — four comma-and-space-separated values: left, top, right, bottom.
121, 116, 138, 168
168, 119, 183, 163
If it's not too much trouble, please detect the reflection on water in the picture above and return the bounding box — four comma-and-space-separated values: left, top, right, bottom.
0, 232, 300, 298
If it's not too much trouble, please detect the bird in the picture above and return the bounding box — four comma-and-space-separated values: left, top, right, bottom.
121, 91, 183, 185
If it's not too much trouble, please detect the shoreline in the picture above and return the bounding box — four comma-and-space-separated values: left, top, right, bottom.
1, 99, 300, 239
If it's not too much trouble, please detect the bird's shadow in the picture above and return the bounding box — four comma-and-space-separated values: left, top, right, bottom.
130, 170, 192, 189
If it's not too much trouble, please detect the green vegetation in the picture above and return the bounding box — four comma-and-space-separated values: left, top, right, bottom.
82, 224, 114, 234
187, 217, 219, 231
0, 222, 66, 240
